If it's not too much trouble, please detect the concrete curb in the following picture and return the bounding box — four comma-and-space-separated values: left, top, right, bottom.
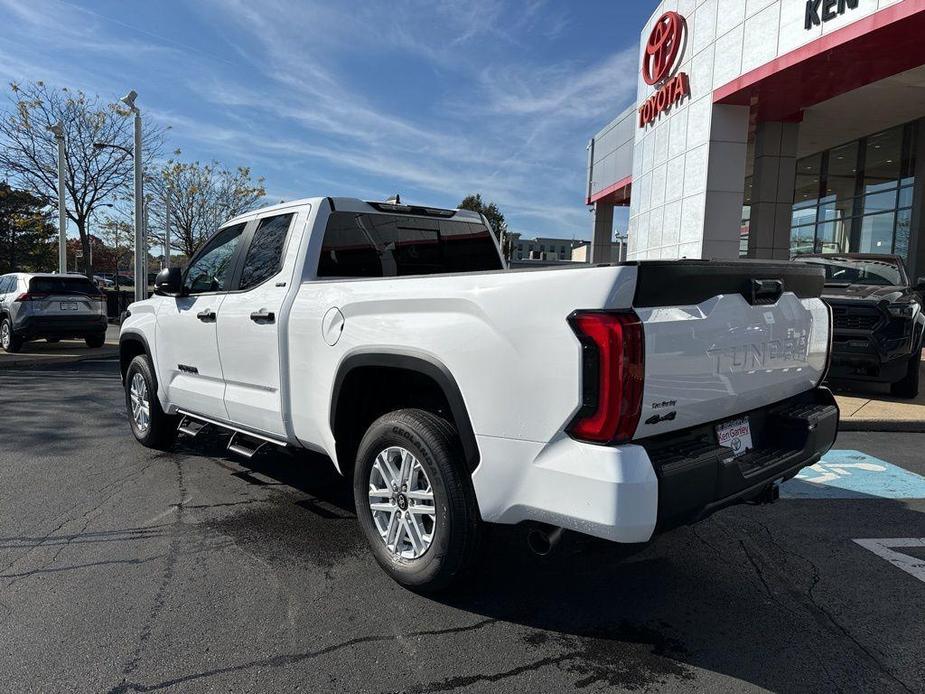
0, 347, 118, 369
838, 419, 925, 433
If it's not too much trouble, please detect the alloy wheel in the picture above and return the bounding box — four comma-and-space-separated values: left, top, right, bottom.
367, 446, 437, 559
129, 372, 151, 432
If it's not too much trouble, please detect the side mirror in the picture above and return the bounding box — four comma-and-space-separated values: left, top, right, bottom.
916, 277, 925, 292
153, 267, 183, 297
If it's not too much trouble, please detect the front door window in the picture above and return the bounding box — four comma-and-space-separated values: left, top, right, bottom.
183, 223, 246, 295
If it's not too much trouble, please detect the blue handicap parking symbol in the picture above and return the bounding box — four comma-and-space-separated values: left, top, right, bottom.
781, 450, 925, 500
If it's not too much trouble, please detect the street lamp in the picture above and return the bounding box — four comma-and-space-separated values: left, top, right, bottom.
46, 121, 67, 274
94, 89, 144, 302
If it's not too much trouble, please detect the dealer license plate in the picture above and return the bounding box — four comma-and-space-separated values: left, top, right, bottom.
60, 302, 78, 311
715, 417, 752, 457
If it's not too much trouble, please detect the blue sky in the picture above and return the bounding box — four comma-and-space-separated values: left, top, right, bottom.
0, 0, 654, 240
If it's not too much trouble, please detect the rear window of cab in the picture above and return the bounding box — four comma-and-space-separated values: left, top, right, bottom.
317, 212, 502, 278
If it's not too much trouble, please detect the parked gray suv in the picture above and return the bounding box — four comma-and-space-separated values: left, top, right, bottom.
0, 273, 108, 353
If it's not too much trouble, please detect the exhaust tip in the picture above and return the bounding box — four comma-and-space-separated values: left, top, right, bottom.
526, 526, 564, 557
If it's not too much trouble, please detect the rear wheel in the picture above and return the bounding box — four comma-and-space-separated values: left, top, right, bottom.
353, 409, 481, 592
125, 354, 178, 449
1, 318, 22, 353
891, 349, 921, 398
85, 332, 106, 348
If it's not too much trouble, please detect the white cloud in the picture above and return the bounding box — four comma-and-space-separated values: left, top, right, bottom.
0, 0, 640, 239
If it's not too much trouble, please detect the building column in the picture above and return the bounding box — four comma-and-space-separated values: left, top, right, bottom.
907, 118, 925, 281
590, 201, 614, 264
747, 121, 799, 260
700, 105, 751, 259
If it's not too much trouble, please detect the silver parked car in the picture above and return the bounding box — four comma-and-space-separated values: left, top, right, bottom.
0, 273, 108, 353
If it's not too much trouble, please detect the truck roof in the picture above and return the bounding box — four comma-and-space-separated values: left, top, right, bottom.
223, 197, 484, 227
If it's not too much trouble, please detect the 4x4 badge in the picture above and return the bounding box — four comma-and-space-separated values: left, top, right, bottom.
645, 411, 677, 426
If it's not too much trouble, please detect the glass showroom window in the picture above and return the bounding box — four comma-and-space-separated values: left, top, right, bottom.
790, 122, 917, 259
739, 176, 752, 257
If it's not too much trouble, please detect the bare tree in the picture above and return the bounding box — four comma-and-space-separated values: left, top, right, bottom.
148, 152, 265, 259
96, 214, 134, 290
0, 81, 164, 277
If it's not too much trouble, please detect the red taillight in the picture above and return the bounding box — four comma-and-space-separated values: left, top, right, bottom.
14, 292, 47, 302
567, 311, 644, 444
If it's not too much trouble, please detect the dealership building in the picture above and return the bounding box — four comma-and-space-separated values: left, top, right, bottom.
586, 0, 925, 278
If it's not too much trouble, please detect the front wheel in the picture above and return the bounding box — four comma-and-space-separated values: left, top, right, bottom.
1, 318, 22, 353
353, 409, 481, 592
125, 354, 178, 449
891, 349, 921, 398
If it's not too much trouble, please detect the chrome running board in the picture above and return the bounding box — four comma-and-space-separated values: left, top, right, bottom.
227, 432, 266, 459
177, 415, 207, 438
175, 409, 288, 454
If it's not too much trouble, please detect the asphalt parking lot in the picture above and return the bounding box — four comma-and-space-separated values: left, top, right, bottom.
1, 359, 924, 693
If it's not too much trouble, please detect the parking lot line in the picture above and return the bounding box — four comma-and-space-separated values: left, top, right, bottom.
853, 539, 925, 584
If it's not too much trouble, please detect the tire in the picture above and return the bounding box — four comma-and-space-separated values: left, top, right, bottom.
125, 354, 178, 450
1, 317, 23, 353
46, 338, 60, 343
353, 408, 481, 592
890, 350, 921, 398
85, 332, 106, 348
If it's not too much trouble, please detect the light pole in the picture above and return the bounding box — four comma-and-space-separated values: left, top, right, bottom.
164, 186, 172, 269
94, 88, 144, 301
122, 90, 145, 302
46, 121, 67, 274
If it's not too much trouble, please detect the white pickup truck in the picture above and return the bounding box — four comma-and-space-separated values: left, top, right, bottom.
120, 197, 838, 590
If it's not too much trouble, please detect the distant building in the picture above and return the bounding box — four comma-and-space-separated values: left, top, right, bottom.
509, 234, 588, 262
570, 240, 627, 263
570, 244, 589, 263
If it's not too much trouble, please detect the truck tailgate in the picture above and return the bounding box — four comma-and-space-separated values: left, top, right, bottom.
631, 261, 830, 439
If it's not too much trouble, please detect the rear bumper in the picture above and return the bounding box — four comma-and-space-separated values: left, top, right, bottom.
643, 388, 838, 531
472, 388, 837, 543
14, 314, 107, 339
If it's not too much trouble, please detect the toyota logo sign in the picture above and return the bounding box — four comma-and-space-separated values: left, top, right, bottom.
642, 11, 684, 86
638, 11, 690, 128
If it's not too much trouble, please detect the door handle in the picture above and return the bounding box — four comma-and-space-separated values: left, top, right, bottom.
196, 309, 216, 323
250, 309, 275, 324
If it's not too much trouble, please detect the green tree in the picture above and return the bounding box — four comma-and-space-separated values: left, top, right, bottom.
0, 181, 56, 273
0, 81, 164, 278
147, 152, 266, 259
458, 193, 511, 260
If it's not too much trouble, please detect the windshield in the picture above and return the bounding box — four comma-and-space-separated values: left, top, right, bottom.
794, 257, 904, 287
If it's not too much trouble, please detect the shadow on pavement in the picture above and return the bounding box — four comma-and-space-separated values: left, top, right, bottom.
199, 433, 924, 692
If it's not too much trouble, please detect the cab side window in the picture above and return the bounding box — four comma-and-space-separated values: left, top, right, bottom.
239, 214, 294, 290
183, 223, 246, 295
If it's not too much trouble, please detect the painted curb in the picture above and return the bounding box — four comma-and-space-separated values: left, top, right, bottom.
839, 419, 925, 433
0, 348, 118, 369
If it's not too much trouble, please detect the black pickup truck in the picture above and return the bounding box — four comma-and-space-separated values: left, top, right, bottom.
794, 253, 924, 398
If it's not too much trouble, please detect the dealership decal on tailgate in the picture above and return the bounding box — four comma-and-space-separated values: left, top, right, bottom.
716, 418, 752, 457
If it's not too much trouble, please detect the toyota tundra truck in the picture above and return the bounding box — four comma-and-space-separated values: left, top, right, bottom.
119, 197, 837, 591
